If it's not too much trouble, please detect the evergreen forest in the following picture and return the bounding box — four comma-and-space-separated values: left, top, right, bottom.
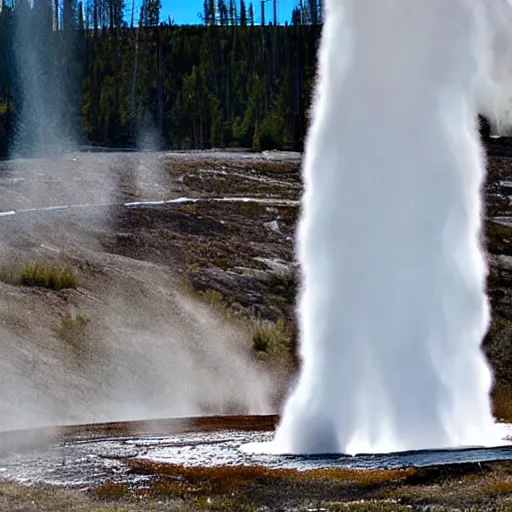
0, 0, 324, 158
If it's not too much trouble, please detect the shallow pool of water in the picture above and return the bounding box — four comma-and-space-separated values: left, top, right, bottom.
0, 421, 511, 487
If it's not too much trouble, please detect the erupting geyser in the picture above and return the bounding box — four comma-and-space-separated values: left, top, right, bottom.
248, 0, 512, 455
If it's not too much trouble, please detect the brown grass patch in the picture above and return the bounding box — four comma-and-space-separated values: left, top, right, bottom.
493, 381, 512, 422
93, 481, 130, 499
487, 223, 512, 255
126, 459, 418, 498
143, 478, 198, 497
486, 479, 512, 494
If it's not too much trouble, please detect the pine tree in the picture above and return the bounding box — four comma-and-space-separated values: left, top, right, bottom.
218, 0, 228, 25
141, 0, 160, 26
110, 0, 125, 28
0, 0, 324, 155
229, 0, 235, 25
248, 2, 254, 25
240, 0, 246, 26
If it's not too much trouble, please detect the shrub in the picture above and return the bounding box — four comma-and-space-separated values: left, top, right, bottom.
199, 289, 226, 307
20, 262, 78, 290
255, 111, 291, 151
252, 318, 292, 354
56, 313, 90, 347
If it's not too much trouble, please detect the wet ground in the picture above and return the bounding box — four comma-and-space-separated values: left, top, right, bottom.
0, 416, 511, 487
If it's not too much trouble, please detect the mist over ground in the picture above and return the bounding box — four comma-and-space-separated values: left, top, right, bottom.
0, 152, 281, 431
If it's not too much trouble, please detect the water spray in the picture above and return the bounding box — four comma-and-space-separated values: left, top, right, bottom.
251, 0, 512, 455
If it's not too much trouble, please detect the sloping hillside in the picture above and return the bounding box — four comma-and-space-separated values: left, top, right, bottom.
0, 151, 299, 431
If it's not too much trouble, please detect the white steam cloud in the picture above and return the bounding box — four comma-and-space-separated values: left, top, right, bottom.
249, 0, 512, 455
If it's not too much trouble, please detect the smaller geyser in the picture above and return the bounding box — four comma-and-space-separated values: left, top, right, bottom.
12, 2, 77, 156
249, 0, 512, 456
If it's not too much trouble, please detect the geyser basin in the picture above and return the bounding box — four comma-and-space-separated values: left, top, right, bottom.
0, 416, 511, 487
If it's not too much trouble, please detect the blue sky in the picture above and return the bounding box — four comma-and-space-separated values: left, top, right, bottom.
160, 0, 297, 25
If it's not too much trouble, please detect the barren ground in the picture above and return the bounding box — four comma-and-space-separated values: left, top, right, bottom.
0, 148, 511, 510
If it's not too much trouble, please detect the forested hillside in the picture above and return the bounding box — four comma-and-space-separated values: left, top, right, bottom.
0, 1, 323, 157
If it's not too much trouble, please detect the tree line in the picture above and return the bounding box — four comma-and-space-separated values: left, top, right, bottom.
0, 0, 324, 158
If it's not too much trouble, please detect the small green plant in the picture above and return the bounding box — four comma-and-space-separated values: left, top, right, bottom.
180, 203, 198, 213
252, 318, 292, 354
214, 257, 231, 269
20, 262, 78, 290
56, 313, 90, 347
0, 264, 18, 285
196, 288, 235, 321
199, 289, 226, 307
0, 102, 11, 115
